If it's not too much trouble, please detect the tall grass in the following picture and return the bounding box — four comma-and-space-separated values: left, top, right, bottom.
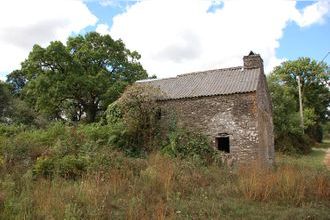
1, 152, 329, 219
238, 163, 330, 205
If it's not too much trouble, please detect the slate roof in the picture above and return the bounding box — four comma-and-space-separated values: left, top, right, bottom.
137, 66, 260, 100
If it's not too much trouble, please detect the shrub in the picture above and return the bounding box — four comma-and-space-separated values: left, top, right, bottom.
306, 123, 323, 143
162, 129, 215, 164
0, 122, 69, 170
77, 123, 111, 145
0, 124, 28, 137
106, 84, 164, 153
33, 157, 55, 178
1, 123, 100, 178
275, 133, 312, 154
33, 155, 88, 180
106, 102, 122, 124
56, 155, 88, 179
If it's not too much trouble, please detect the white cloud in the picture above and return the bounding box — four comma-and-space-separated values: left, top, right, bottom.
293, 0, 330, 27
96, 23, 111, 35
0, 0, 97, 77
109, 0, 330, 77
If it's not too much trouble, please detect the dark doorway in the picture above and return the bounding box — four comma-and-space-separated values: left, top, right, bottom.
216, 136, 230, 153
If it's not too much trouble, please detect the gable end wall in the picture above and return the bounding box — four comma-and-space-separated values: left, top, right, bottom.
256, 72, 275, 165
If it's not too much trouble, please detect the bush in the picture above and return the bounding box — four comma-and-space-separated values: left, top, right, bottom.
56, 155, 88, 179
0, 123, 69, 169
77, 123, 112, 145
33, 155, 88, 179
106, 102, 122, 124
33, 157, 55, 178
306, 123, 323, 143
106, 84, 164, 154
275, 133, 313, 154
0, 124, 28, 137
1, 123, 111, 178
162, 129, 215, 164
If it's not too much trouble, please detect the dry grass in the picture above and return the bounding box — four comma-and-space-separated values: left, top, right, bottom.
238, 162, 330, 205
19, 154, 176, 219
1, 152, 329, 219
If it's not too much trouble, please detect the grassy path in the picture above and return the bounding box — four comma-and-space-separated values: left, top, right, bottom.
277, 140, 330, 171
314, 139, 330, 170
324, 148, 330, 170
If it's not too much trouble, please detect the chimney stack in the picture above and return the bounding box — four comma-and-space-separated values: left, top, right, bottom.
243, 51, 263, 70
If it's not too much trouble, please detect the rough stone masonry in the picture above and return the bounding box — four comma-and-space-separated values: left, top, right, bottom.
138, 51, 274, 166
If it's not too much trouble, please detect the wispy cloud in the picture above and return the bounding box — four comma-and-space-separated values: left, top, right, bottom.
293, 0, 330, 27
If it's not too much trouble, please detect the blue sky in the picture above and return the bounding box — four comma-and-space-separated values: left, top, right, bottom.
276, 1, 330, 62
277, 20, 330, 61
0, 0, 329, 81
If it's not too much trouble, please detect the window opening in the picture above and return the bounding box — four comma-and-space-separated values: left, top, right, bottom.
216, 134, 230, 153
156, 109, 162, 120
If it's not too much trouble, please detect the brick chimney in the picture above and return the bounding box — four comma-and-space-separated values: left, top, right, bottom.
243, 51, 263, 70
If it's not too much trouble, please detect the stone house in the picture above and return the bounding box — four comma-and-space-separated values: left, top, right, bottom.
139, 52, 274, 165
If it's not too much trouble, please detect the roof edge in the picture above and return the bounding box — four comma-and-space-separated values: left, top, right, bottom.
136, 66, 245, 84
177, 66, 243, 77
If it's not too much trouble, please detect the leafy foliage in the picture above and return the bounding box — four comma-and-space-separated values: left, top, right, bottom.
269, 58, 329, 141
162, 129, 216, 164
0, 82, 11, 121
275, 133, 313, 154
1, 82, 44, 127
7, 32, 148, 122
268, 57, 330, 152
107, 84, 164, 153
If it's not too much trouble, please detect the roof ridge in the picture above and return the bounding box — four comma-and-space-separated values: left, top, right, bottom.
177, 66, 243, 77
137, 66, 244, 83
136, 76, 178, 83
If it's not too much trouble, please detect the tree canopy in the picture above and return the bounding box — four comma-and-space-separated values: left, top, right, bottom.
268, 57, 330, 149
7, 32, 148, 122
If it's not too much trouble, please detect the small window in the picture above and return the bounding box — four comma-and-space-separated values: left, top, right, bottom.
216, 134, 230, 153
156, 109, 162, 120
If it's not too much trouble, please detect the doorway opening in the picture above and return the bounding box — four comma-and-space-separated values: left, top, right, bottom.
216, 134, 230, 153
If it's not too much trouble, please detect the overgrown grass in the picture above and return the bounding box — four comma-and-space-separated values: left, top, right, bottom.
238, 162, 329, 205
314, 139, 330, 149
0, 124, 329, 219
1, 153, 329, 219
276, 147, 328, 170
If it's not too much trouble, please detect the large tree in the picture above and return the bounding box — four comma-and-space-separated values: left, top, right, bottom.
269, 57, 330, 143
7, 32, 148, 122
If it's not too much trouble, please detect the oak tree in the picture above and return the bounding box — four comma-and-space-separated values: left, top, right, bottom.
7, 32, 148, 122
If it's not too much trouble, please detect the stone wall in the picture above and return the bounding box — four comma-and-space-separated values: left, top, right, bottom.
158, 92, 261, 164
256, 73, 275, 165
